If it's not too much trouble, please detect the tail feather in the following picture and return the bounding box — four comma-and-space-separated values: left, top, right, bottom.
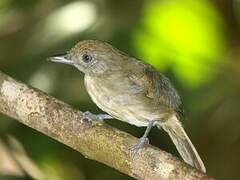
161, 115, 206, 173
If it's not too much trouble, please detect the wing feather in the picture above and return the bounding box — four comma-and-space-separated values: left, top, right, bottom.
127, 60, 183, 115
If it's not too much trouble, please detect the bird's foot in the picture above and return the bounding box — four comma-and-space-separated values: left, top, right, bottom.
82, 111, 113, 122
131, 137, 149, 157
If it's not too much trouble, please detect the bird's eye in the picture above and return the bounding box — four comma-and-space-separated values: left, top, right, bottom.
82, 54, 92, 63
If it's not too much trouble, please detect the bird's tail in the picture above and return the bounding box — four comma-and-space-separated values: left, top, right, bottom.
159, 115, 206, 172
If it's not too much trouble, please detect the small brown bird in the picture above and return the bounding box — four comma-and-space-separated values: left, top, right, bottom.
49, 40, 206, 172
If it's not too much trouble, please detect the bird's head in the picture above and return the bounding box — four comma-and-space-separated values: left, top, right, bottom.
48, 40, 126, 75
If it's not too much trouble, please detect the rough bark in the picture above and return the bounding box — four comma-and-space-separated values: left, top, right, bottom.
0, 71, 213, 180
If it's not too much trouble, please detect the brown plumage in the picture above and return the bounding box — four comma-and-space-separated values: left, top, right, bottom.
49, 40, 206, 172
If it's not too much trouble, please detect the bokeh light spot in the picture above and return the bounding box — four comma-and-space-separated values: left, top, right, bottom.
133, 0, 227, 88
44, 1, 97, 41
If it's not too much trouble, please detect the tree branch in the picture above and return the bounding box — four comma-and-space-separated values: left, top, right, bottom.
0, 71, 213, 180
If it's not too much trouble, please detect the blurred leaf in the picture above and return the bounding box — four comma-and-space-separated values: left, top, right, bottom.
7, 135, 44, 179
0, 0, 11, 9
40, 156, 86, 180
0, 139, 24, 177
133, 0, 227, 88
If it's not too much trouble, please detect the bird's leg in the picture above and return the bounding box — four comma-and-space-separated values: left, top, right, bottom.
131, 120, 156, 156
82, 111, 114, 122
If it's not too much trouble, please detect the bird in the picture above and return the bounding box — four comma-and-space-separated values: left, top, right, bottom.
48, 40, 206, 172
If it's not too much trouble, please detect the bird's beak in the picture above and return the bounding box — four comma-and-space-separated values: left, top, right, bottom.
47, 53, 74, 65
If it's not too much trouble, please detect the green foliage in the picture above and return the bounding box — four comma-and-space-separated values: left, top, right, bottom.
133, 0, 227, 88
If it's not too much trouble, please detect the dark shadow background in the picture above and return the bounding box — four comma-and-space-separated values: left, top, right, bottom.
0, 0, 240, 179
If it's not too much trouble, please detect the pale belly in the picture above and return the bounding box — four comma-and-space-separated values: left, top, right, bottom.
84, 75, 163, 127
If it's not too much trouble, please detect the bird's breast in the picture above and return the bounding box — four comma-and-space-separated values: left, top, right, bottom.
84, 75, 163, 127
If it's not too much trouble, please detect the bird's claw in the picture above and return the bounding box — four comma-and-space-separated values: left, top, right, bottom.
131, 137, 149, 157
82, 111, 113, 122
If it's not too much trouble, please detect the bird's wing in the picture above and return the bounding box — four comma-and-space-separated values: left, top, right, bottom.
127, 59, 183, 114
